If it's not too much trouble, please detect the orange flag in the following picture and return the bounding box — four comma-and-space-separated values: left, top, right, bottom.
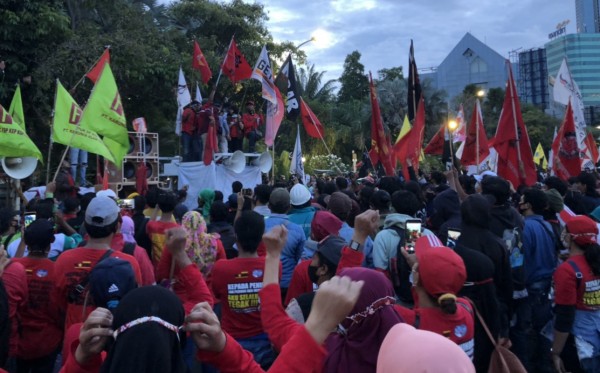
86, 49, 110, 83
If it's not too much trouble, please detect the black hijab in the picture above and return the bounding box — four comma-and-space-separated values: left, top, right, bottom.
100, 286, 187, 373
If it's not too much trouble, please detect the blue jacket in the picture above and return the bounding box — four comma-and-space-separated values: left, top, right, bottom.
264, 214, 306, 288
339, 222, 374, 268
522, 215, 557, 285
288, 206, 316, 239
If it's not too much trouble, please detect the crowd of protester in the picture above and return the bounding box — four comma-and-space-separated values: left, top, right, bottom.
2, 167, 600, 372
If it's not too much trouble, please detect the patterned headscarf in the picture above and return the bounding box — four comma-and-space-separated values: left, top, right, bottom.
182, 211, 219, 277
198, 189, 215, 221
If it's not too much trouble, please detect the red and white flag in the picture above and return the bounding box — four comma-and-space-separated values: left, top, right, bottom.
251, 46, 283, 146
551, 100, 582, 180
461, 100, 489, 166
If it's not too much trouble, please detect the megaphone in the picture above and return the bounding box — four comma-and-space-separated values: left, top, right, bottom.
223, 151, 246, 174
252, 152, 273, 173
1, 157, 38, 179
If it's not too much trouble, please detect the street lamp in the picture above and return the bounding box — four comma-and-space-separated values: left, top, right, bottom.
477, 89, 485, 98
448, 120, 458, 131
297, 37, 316, 49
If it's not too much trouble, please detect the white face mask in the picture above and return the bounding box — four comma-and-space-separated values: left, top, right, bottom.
560, 230, 570, 249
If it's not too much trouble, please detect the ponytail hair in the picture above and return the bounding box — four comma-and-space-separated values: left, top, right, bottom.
583, 243, 600, 276
438, 293, 457, 315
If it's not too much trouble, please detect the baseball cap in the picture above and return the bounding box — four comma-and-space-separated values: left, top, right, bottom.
89, 257, 137, 310
85, 196, 120, 227
24, 219, 55, 250
326, 192, 352, 219
290, 184, 311, 206
97, 189, 117, 200
269, 188, 290, 209
566, 215, 598, 246
311, 211, 342, 241
316, 235, 345, 267
473, 170, 497, 183
415, 236, 466, 297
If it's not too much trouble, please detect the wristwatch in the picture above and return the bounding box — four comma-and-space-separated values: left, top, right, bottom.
349, 240, 363, 251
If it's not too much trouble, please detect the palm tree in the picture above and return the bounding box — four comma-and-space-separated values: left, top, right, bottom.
297, 64, 337, 102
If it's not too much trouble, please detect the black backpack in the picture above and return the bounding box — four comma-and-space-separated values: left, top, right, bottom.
387, 225, 413, 305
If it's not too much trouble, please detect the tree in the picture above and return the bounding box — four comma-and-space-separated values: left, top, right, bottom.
521, 103, 560, 151
337, 51, 369, 102
421, 78, 449, 140
378, 66, 403, 81
297, 64, 337, 102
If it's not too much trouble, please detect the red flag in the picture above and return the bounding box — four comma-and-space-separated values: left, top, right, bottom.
461, 100, 489, 166
495, 61, 536, 187
399, 97, 426, 179
551, 101, 582, 180
136, 161, 148, 196
221, 37, 252, 84
192, 41, 212, 85
424, 124, 446, 155
86, 49, 110, 83
368, 73, 395, 176
585, 132, 599, 164
300, 98, 325, 139
203, 123, 218, 165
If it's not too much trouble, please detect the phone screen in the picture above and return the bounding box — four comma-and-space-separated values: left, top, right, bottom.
447, 228, 461, 248
120, 199, 134, 209
24, 213, 36, 228
405, 220, 422, 253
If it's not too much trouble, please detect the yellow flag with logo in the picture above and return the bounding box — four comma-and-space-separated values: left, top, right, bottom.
52, 81, 116, 163
79, 63, 128, 165
533, 142, 547, 169
0, 104, 42, 160
8, 86, 25, 130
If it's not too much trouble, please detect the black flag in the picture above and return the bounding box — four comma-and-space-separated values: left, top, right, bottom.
407, 40, 422, 123
275, 54, 300, 120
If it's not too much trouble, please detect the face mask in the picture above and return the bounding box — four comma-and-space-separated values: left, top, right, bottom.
560, 230, 570, 249
307, 264, 320, 284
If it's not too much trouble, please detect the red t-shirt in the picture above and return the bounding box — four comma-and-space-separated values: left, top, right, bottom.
181, 107, 197, 135
395, 298, 475, 359
110, 233, 155, 286
211, 257, 266, 339
12, 257, 63, 359
2, 261, 27, 358
554, 254, 600, 311
146, 220, 179, 269
241, 113, 263, 135
284, 260, 314, 307
52, 247, 142, 332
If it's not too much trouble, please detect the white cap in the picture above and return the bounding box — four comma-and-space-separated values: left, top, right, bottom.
473, 170, 497, 183
290, 184, 311, 206
85, 196, 120, 227
97, 189, 117, 200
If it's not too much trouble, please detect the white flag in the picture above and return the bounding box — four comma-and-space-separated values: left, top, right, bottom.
175, 67, 192, 136
195, 81, 202, 102
548, 126, 557, 172
251, 46, 277, 105
553, 58, 592, 169
290, 125, 304, 181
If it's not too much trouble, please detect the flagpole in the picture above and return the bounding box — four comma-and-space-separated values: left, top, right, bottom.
212, 36, 234, 98
70, 46, 110, 94
476, 99, 480, 172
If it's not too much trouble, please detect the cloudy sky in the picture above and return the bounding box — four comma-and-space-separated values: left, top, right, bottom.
256, 0, 575, 83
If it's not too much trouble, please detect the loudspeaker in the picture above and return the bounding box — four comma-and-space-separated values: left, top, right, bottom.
127, 132, 159, 157
1, 157, 38, 180
252, 152, 273, 173
223, 151, 246, 174
107, 157, 159, 183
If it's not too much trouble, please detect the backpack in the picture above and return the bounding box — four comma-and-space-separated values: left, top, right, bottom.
67, 249, 114, 304
502, 227, 526, 298
123, 242, 136, 256
387, 225, 413, 305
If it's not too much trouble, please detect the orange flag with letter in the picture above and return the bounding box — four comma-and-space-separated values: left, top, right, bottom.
192, 40, 212, 84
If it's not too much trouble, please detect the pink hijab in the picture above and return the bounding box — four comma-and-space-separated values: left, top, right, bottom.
377, 324, 475, 373
323, 268, 403, 373
121, 216, 136, 244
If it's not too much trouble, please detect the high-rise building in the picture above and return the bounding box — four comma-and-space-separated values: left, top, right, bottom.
546, 33, 600, 124
575, 0, 600, 33
518, 48, 549, 110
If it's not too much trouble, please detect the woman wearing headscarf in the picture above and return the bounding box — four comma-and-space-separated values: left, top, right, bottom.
552, 216, 600, 373
395, 236, 475, 360
120, 215, 136, 244
157, 211, 226, 295
377, 323, 475, 373
197, 189, 215, 222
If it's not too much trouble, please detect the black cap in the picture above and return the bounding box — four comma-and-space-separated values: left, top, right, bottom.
317, 235, 346, 266
24, 219, 55, 251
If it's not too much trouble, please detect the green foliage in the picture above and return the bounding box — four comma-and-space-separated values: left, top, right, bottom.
337, 51, 369, 102
378, 66, 404, 81
304, 154, 349, 175
521, 103, 560, 151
